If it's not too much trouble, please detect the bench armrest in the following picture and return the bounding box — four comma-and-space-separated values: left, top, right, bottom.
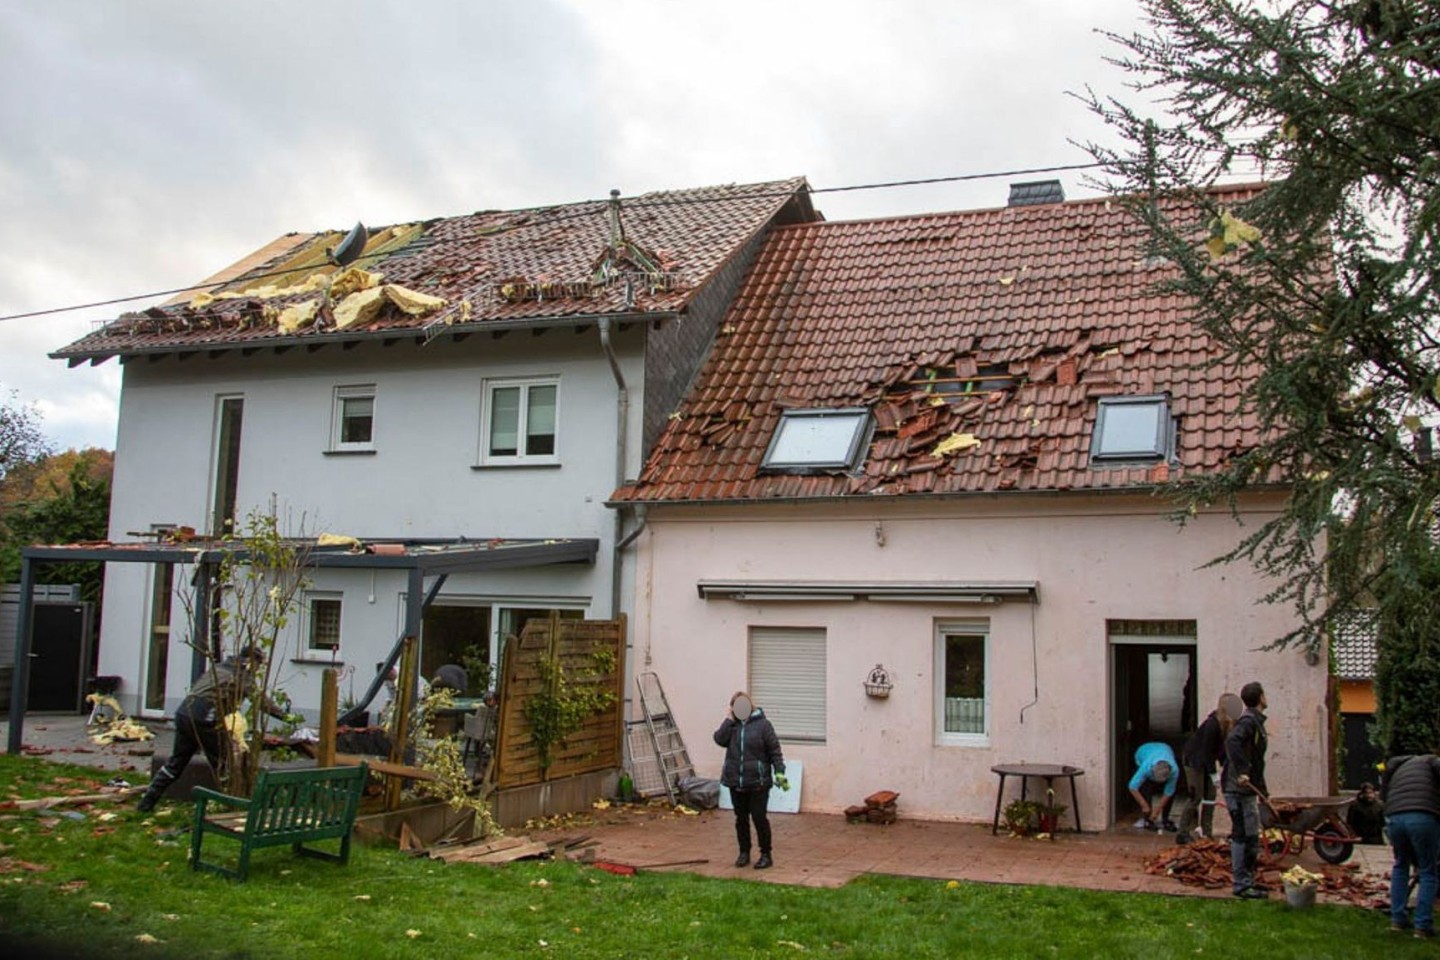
192, 786, 251, 811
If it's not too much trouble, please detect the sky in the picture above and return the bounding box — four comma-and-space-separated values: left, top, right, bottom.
0, 0, 1148, 453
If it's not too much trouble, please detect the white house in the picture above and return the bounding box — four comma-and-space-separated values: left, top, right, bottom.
35, 179, 818, 724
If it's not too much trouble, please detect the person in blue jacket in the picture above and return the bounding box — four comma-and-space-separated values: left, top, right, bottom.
714, 691, 785, 870
1128, 741, 1180, 831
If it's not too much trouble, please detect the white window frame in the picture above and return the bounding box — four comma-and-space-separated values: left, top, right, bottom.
748, 626, 827, 743
935, 619, 990, 747
305, 592, 344, 655
479, 376, 560, 466
330, 384, 376, 452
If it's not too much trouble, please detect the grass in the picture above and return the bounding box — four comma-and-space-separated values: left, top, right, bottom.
0, 754, 1418, 959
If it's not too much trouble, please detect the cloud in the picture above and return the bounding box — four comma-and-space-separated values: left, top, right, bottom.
0, 0, 1142, 451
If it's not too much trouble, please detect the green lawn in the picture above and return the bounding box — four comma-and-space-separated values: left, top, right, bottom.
0, 755, 1414, 959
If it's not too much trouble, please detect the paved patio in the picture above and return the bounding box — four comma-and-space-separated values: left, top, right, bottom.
3, 713, 1392, 903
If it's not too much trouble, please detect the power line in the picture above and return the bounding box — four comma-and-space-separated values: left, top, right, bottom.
0, 161, 1104, 325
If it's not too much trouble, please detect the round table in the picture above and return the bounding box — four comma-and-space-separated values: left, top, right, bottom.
990, 763, 1085, 834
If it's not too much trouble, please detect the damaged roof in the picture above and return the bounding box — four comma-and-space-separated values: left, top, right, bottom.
54, 178, 815, 363
613, 184, 1272, 502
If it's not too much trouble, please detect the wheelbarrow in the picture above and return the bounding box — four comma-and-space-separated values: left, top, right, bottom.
1257, 794, 1358, 864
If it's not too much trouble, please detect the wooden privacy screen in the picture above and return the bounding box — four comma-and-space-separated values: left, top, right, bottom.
493, 613, 626, 788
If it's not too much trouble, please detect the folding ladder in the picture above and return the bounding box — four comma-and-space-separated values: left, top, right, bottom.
636, 671, 694, 805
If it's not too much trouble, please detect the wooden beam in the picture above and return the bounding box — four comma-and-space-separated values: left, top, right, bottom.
318, 668, 338, 768
385, 636, 419, 810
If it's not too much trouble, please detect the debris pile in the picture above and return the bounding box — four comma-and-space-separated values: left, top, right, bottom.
1143, 839, 1389, 907
845, 790, 899, 825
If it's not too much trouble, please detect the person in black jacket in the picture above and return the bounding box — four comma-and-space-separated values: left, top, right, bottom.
1381, 752, 1440, 938
1177, 692, 1241, 843
136, 645, 290, 813
714, 691, 785, 870
1221, 681, 1269, 899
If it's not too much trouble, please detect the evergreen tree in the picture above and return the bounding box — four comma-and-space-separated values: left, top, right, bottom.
1085, 0, 1440, 754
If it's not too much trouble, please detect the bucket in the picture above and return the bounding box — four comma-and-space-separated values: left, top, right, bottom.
1283, 881, 1317, 909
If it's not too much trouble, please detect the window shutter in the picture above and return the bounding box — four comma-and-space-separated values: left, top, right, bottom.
749, 628, 827, 742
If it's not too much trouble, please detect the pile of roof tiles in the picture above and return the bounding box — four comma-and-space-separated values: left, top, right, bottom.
1144, 838, 1389, 907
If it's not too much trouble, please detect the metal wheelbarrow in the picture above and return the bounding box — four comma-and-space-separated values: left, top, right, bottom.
1257, 793, 1358, 864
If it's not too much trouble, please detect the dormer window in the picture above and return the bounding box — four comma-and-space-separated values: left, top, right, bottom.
1092, 395, 1172, 462
761, 408, 871, 473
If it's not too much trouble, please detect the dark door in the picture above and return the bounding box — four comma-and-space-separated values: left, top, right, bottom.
1111, 643, 1196, 820
27, 602, 93, 713
1341, 714, 1384, 788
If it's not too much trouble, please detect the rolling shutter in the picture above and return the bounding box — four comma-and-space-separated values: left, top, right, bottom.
748, 627, 826, 742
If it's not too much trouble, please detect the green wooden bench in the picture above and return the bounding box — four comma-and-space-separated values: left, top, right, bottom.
190, 763, 368, 881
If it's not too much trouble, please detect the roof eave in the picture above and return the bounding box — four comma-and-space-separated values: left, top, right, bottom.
51, 309, 682, 364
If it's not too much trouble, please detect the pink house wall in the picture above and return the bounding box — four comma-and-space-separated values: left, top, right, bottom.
627, 492, 1328, 826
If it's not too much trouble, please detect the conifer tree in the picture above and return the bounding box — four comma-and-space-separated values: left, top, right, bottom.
1086, 0, 1440, 754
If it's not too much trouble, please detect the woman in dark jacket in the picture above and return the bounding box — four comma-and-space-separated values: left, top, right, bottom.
714, 691, 785, 870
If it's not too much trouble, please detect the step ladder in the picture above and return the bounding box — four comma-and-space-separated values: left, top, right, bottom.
636, 671, 694, 805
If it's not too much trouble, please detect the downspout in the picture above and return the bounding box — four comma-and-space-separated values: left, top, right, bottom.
597, 316, 629, 620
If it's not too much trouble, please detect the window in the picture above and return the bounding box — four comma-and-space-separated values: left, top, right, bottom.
761, 408, 871, 473
331, 385, 376, 451
936, 621, 988, 744
748, 627, 826, 742
307, 594, 343, 653
1092, 395, 1172, 462
211, 396, 244, 535
481, 378, 559, 464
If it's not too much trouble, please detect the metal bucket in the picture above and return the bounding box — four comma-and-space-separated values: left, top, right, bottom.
1283, 881, 1317, 909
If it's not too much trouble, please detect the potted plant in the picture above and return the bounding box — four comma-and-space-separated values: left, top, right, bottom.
1036, 788, 1068, 834
1003, 798, 1042, 836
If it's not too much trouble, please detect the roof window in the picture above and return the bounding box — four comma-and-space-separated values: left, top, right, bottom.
1092, 396, 1172, 462
761, 408, 872, 473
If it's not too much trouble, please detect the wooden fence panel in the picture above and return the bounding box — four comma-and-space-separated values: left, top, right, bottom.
493, 614, 626, 789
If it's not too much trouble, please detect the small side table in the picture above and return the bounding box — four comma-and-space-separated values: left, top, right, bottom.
991, 763, 1085, 834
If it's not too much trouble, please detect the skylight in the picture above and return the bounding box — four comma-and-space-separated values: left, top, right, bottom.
762, 408, 872, 473
1092, 396, 1172, 462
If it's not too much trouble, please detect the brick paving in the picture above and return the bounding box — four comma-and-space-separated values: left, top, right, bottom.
540, 801, 1391, 904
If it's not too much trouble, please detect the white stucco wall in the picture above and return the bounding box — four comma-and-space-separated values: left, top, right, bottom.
97, 329, 646, 716
629, 494, 1328, 827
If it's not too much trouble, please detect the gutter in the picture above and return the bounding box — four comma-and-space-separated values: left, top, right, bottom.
52, 310, 679, 365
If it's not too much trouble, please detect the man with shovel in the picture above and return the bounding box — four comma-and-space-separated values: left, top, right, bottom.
1222, 681, 1269, 899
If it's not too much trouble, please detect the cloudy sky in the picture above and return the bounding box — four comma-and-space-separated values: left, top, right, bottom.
0, 0, 1148, 452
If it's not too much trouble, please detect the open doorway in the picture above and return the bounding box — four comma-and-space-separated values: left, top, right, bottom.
420, 605, 491, 695
1109, 620, 1197, 824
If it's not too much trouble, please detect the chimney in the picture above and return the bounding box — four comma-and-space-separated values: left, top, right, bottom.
1008, 180, 1065, 207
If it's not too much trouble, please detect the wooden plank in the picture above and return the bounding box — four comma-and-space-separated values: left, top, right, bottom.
332, 752, 437, 782
318, 668, 338, 768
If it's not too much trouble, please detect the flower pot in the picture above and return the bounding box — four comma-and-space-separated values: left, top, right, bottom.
1283, 881, 1316, 909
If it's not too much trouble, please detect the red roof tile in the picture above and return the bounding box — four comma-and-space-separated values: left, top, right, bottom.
614, 185, 1274, 501
54, 178, 813, 361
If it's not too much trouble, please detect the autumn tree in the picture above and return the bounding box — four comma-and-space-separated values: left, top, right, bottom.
1085, 0, 1440, 753
0, 450, 112, 601
0, 388, 50, 482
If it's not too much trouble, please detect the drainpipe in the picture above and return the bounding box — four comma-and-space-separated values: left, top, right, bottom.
597, 317, 629, 620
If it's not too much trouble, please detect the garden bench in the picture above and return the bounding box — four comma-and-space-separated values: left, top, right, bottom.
190, 762, 368, 881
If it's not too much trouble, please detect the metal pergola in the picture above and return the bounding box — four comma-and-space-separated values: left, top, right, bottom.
6, 536, 599, 753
